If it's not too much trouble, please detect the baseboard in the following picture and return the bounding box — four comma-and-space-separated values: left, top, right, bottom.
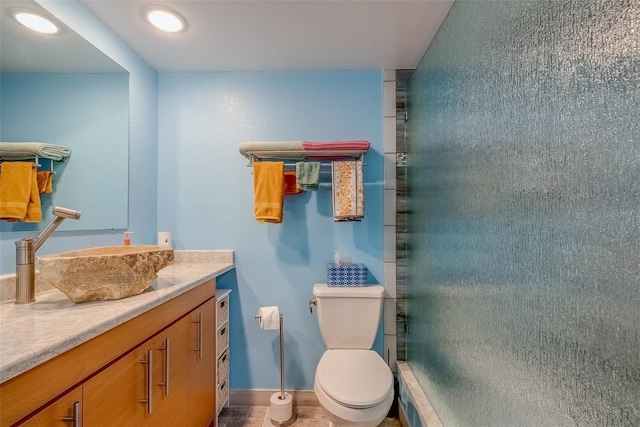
229, 389, 319, 407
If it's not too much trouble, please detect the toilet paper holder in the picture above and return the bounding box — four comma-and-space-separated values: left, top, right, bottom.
255, 311, 297, 426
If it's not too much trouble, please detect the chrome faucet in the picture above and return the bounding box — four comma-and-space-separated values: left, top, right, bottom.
15, 206, 81, 304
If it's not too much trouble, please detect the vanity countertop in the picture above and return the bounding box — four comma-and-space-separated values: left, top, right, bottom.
0, 250, 234, 384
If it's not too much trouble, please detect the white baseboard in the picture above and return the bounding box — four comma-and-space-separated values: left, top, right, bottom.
229, 389, 319, 407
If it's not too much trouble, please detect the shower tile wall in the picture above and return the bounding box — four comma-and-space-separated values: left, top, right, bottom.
395, 69, 412, 363
384, 68, 413, 371
383, 69, 397, 372
406, 1, 639, 426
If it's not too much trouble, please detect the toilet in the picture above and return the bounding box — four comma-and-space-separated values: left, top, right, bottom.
312, 284, 394, 427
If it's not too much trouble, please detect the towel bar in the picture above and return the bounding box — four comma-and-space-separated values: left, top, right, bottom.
246, 153, 366, 167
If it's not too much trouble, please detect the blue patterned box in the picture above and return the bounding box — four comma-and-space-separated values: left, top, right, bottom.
327, 263, 368, 287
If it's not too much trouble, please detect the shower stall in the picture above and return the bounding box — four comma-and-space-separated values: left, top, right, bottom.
397, 1, 639, 426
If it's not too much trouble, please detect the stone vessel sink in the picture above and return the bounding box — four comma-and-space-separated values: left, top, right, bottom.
37, 245, 174, 303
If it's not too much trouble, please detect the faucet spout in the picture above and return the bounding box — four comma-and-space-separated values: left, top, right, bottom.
15, 206, 81, 304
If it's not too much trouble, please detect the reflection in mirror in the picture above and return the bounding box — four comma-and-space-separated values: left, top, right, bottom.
0, 0, 129, 232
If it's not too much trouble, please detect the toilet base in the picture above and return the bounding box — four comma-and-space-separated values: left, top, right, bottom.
314, 378, 394, 427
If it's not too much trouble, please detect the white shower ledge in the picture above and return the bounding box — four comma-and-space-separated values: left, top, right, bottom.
0, 250, 234, 383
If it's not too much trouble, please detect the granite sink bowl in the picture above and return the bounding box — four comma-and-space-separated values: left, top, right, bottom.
37, 245, 174, 303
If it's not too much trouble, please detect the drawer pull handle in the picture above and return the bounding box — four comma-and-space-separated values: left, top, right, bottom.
219, 300, 226, 309
139, 349, 153, 414
220, 327, 226, 336
221, 354, 227, 363
159, 337, 170, 396
193, 313, 203, 359
61, 401, 80, 427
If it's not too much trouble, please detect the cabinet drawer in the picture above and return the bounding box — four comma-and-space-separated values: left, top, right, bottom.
216, 323, 229, 355
217, 378, 229, 415
217, 349, 229, 383
216, 295, 229, 325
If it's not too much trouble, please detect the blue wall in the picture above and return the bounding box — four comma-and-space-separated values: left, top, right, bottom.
407, 1, 639, 426
0, 0, 157, 274
158, 71, 384, 390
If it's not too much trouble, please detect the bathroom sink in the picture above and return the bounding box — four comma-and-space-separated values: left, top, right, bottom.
37, 245, 174, 303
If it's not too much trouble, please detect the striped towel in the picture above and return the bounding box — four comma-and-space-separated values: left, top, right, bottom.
331, 159, 364, 221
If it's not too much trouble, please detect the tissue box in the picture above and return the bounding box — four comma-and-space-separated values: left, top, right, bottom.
327, 263, 368, 287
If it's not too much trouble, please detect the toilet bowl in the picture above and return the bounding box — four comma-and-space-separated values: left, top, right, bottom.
311, 284, 393, 426
313, 349, 394, 427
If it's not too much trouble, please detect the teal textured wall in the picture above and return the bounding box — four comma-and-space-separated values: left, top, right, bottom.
406, 1, 639, 425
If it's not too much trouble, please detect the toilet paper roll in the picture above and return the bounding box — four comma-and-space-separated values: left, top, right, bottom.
258, 306, 280, 330
157, 231, 172, 248
270, 392, 293, 422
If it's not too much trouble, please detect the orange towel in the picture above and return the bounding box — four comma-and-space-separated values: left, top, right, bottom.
23, 165, 42, 222
253, 162, 284, 223
0, 162, 32, 220
37, 171, 54, 194
284, 171, 303, 195
45, 172, 53, 194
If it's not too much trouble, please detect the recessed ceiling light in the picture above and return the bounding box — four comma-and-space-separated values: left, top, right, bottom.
143, 6, 187, 33
14, 11, 59, 34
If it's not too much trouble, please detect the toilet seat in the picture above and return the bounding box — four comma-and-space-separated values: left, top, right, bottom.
316, 349, 393, 409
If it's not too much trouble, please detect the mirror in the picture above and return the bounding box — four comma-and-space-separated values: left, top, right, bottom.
0, 0, 129, 232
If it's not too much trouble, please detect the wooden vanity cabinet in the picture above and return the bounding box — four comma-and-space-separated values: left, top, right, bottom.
151, 316, 191, 426
84, 343, 152, 427
17, 386, 82, 427
188, 297, 218, 427
83, 316, 191, 427
2, 280, 219, 427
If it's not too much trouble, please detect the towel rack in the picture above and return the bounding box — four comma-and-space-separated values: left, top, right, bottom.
0, 155, 42, 169
239, 141, 369, 166
247, 153, 365, 168
243, 150, 368, 167
0, 156, 60, 173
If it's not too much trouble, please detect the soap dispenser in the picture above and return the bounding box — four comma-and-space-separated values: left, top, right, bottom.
123, 231, 132, 246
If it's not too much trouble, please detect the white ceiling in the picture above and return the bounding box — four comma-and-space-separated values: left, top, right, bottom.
78, 0, 454, 72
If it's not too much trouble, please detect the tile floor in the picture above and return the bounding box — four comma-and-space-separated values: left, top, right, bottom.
218, 406, 401, 427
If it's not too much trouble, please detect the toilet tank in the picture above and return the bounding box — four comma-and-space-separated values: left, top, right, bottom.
313, 283, 384, 349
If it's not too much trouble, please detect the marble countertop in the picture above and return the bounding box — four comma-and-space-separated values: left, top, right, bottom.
0, 250, 234, 384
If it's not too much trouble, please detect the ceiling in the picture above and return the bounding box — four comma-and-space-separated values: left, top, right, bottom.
78, 0, 454, 72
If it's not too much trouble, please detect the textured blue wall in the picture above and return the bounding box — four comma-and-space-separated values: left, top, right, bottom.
158, 71, 384, 390
407, 1, 639, 426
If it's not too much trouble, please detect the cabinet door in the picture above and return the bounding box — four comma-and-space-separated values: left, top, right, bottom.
84, 344, 152, 427
188, 297, 217, 427
151, 316, 191, 427
18, 385, 82, 427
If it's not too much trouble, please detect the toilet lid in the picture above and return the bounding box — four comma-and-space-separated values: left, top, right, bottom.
316, 350, 393, 409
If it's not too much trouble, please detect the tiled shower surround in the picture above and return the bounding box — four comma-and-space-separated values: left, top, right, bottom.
395, 69, 412, 363
404, 1, 639, 426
